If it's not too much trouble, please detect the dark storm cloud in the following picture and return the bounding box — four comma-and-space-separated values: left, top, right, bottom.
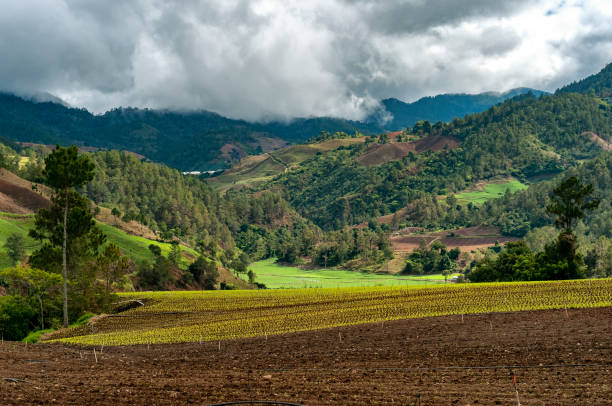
0, 0, 610, 121
350, 0, 531, 35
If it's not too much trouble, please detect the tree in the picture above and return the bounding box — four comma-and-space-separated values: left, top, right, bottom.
188, 256, 219, 289
148, 244, 162, 257
111, 207, 121, 225
545, 176, 599, 276
168, 241, 182, 266
40, 145, 95, 327
4, 233, 26, 265
95, 243, 132, 308
0, 266, 62, 331
546, 176, 600, 232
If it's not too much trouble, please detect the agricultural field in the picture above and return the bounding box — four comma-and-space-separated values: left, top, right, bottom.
244, 258, 457, 288
44, 278, 611, 346
453, 178, 528, 205
4, 307, 610, 405
391, 224, 519, 253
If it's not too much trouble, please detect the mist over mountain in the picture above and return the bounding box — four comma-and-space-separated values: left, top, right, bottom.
0, 87, 544, 170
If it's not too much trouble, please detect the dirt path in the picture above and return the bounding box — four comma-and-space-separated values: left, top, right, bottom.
1, 307, 610, 405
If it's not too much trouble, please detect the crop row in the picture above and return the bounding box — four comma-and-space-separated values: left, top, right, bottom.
49, 279, 612, 346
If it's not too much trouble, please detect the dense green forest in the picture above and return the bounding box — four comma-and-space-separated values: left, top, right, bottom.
0, 87, 541, 171
377, 87, 547, 131
267, 90, 611, 230
557, 63, 612, 97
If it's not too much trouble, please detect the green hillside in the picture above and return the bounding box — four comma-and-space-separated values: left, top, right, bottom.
0, 212, 196, 268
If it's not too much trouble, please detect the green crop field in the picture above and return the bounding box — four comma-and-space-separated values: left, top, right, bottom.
243, 258, 459, 288
45, 278, 612, 346
455, 179, 528, 205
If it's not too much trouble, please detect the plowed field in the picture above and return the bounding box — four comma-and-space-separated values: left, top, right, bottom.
1, 307, 610, 405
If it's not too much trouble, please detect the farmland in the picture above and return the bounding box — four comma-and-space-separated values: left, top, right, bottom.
453, 178, 528, 205
244, 258, 456, 288
44, 278, 611, 346
3, 307, 611, 405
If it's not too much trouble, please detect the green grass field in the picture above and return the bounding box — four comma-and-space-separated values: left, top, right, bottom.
455, 179, 528, 205
0, 214, 38, 268
244, 258, 458, 288
0, 212, 197, 268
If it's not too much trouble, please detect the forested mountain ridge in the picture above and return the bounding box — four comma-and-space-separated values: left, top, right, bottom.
557, 63, 612, 97
377, 87, 547, 131
239, 90, 610, 230
0, 87, 541, 171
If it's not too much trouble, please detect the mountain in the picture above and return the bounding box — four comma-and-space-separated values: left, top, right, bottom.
0, 86, 544, 171
374, 87, 548, 130
222, 85, 611, 231
557, 63, 612, 97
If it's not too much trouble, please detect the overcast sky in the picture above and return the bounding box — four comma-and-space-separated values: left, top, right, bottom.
1, 0, 611, 121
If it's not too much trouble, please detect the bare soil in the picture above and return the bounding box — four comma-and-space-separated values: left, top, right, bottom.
583, 131, 612, 151
358, 135, 459, 166
0, 178, 50, 213
391, 225, 518, 253
1, 307, 610, 405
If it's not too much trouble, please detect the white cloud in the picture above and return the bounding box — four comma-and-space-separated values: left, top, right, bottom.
0, 0, 610, 120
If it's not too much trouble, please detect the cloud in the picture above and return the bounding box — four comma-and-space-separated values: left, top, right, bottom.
0, 0, 611, 121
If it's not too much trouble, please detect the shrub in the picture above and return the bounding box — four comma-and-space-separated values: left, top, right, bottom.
0, 295, 36, 341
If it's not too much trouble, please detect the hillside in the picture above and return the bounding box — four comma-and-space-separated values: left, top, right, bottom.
376, 87, 547, 131
0, 87, 542, 171
204, 63, 612, 240
0, 167, 199, 268
557, 62, 612, 97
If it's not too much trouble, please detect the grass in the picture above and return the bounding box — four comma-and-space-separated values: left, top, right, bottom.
245, 258, 459, 288
22, 329, 55, 344
454, 179, 528, 205
96, 222, 198, 266
0, 212, 197, 268
22, 313, 96, 343
0, 213, 38, 268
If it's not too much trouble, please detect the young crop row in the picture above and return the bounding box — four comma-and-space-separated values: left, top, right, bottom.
49, 279, 612, 346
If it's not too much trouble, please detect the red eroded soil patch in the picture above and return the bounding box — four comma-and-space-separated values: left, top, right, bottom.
583, 131, 612, 151
412, 134, 459, 152
1, 307, 610, 405
358, 135, 459, 166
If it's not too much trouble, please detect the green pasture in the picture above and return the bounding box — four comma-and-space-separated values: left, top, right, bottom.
0, 212, 196, 268
244, 258, 459, 289
454, 179, 528, 205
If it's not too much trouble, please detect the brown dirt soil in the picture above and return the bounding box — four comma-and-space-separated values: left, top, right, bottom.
220, 143, 248, 162
248, 136, 290, 152
391, 225, 518, 253
1, 307, 610, 405
358, 135, 459, 166
0, 177, 50, 213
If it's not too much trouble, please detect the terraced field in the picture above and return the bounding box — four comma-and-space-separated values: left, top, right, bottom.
44, 279, 612, 346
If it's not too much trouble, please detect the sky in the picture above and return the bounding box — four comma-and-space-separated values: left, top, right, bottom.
1, 0, 611, 121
